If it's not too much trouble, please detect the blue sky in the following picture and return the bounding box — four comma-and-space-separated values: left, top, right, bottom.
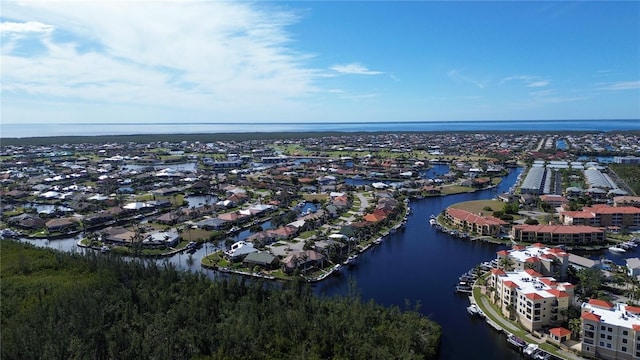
1, 1, 638, 124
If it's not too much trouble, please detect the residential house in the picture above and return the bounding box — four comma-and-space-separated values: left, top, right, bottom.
242, 251, 279, 270
224, 241, 258, 262
282, 250, 326, 274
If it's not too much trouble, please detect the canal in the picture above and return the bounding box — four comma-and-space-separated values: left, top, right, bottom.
18, 167, 555, 359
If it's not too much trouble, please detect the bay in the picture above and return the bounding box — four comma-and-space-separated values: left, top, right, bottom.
2, 119, 639, 138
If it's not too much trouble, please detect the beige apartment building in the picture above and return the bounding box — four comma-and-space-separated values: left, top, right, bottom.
581, 299, 640, 360
488, 268, 574, 332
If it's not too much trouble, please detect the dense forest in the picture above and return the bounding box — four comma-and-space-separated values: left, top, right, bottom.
1, 240, 441, 359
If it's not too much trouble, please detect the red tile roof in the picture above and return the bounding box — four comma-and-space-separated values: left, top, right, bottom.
546, 289, 570, 298
491, 268, 506, 276
633, 324, 640, 332
626, 305, 640, 314
513, 224, 604, 234
549, 327, 571, 338
526, 292, 544, 300
581, 312, 601, 322
446, 207, 508, 226
588, 298, 614, 309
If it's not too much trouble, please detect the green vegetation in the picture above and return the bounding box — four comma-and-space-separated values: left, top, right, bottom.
610, 164, 640, 196
1, 240, 441, 359
451, 200, 504, 216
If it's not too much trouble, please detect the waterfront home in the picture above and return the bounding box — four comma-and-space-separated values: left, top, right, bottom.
488, 268, 574, 332
445, 208, 507, 236
510, 224, 606, 246
580, 299, 640, 360
45, 218, 78, 233
282, 250, 326, 274
8, 213, 46, 231
242, 251, 279, 270
224, 241, 258, 262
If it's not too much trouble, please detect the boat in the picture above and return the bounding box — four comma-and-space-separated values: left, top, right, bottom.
609, 245, 626, 253
343, 254, 358, 266
455, 284, 472, 293
429, 215, 437, 226
0, 229, 21, 239
332, 264, 343, 274
100, 245, 111, 253
373, 237, 382, 245
466, 303, 484, 318
523, 343, 539, 357
506, 333, 527, 350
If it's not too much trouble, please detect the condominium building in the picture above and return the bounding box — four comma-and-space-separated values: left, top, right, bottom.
581, 299, 640, 360
560, 204, 640, 229
496, 243, 569, 279
488, 268, 574, 332
444, 208, 507, 236
510, 224, 606, 246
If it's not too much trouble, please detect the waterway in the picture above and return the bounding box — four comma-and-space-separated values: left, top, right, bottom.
14, 167, 603, 359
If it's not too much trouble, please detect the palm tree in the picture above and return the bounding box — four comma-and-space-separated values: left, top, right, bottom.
568, 318, 582, 339
498, 256, 515, 271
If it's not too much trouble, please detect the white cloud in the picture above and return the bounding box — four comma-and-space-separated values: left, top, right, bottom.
330, 63, 383, 75
501, 75, 550, 88
448, 69, 485, 89
0, 2, 324, 122
596, 81, 640, 91
0, 21, 54, 34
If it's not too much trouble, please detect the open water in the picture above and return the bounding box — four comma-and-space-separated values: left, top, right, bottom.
2, 119, 639, 138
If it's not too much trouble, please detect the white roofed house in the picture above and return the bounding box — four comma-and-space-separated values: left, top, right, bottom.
224, 240, 258, 262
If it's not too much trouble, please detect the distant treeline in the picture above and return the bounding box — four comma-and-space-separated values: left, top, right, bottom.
0, 240, 441, 359
3, 129, 638, 146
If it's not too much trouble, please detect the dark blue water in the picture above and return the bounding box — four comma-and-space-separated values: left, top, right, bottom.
315, 168, 523, 359
2, 119, 639, 138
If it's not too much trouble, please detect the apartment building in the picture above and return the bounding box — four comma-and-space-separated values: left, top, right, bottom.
560, 204, 640, 229
488, 268, 574, 332
510, 224, 606, 246
444, 207, 507, 236
496, 243, 569, 279
581, 299, 640, 360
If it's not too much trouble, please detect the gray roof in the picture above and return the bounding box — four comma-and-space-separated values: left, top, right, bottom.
243, 251, 277, 266
626, 257, 640, 269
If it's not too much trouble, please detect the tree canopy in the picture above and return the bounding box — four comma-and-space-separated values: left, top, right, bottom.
1, 240, 441, 359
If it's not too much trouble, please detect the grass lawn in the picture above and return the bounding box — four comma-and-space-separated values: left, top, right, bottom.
441, 185, 475, 194
179, 228, 212, 242
450, 200, 504, 217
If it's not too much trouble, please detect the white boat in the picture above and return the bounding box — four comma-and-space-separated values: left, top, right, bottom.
100, 245, 111, 253
466, 303, 484, 318
333, 264, 343, 273
343, 254, 358, 266
373, 237, 383, 245
523, 343, 539, 357
609, 245, 626, 253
